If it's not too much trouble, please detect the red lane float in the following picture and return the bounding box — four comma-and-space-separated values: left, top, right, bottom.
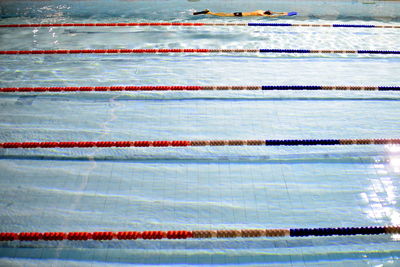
0, 23, 206, 28
0, 49, 213, 55
0, 231, 193, 241
0, 85, 204, 92
0, 141, 192, 149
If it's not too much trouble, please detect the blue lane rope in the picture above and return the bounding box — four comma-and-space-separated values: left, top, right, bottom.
261, 86, 400, 91
332, 24, 375, 28
248, 23, 396, 28
249, 23, 376, 28
258, 49, 400, 54
248, 23, 293, 27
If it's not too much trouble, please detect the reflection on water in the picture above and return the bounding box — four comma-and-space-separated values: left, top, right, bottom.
389, 145, 400, 174
362, 145, 400, 240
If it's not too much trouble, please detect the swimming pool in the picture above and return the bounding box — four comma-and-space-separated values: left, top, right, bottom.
0, 0, 399, 265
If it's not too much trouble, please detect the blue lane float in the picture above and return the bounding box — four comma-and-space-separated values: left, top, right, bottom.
290, 226, 387, 237
378, 86, 400, 91
262, 86, 323, 90
258, 49, 400, 54
332, 24, 375, 28
265, 140, 341, 146
357, 50, 400, 54
249, 23, 384, 28
262, 86, 400, 91
248, 23, 292, 27
259, 49, 312, 53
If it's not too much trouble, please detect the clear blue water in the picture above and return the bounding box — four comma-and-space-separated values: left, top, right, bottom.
0, 0, 400, 266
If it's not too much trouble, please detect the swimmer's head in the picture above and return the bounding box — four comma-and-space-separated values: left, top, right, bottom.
264, 10, 272, 15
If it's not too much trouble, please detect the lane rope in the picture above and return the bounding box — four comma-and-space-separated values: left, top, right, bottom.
1, 85, 399, 92
1, 139, 400, 149
0, 22, 399, 29
0, 226, 398, 241
1, 49, 399, 55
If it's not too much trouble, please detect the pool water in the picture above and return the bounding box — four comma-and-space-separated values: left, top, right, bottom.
0, 0, 400, 266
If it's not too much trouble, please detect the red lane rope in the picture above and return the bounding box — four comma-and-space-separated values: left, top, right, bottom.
1, 49, 399, 55
0, 23, 206, 28
2, 85, 400, 92
1, 226, 399, 241
0, 141, 191, 148
0, 22, 399, 28
1, 139, 400, 149
0, 86, 204, 92
0, 49, 212, 55
0, 231, 192, 241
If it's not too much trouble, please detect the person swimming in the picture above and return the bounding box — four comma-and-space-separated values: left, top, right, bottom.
193, 9, 296, 17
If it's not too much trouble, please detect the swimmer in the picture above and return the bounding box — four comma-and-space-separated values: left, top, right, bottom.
193, 9, 296, 17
